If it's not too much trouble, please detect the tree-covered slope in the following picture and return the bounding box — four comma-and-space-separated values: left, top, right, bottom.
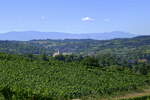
0, 36, 150, 55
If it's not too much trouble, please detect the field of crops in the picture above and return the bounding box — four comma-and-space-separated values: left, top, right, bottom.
0, 53, 150, 100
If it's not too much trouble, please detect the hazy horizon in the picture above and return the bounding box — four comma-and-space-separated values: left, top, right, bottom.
0, 30, 139, 35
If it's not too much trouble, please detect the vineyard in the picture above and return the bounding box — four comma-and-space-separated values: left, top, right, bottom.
0, 53, 150, 100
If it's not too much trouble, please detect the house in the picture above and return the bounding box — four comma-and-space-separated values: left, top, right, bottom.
53, 50, 60, 57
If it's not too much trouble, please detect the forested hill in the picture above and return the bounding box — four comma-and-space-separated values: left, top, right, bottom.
0, 35, 150, 55
0, 36, 150, 100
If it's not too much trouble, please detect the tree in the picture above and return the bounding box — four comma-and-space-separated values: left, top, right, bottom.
42, 54, 49, 61
82, 56, 99, 67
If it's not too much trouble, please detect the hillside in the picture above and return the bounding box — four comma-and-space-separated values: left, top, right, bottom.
0, 35, 150, 55
0, 36, 150, 100
0, 53, 150, 100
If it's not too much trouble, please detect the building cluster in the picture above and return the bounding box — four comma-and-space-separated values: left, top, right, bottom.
53, 50, 72, 57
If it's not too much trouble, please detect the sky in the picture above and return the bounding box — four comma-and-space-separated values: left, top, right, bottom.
0, 0, 150, 34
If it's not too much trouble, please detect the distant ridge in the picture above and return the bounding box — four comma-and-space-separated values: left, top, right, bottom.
0, 35, 150, 55
0, 31, 138, 41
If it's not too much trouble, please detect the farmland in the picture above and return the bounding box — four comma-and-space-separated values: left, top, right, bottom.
0, 53, 150, 100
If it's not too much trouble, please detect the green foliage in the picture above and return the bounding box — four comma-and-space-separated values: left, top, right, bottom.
0, 36, 150, 56
81, 56, 99, 67
54, 55, 83, 62
0, 53, 150, 100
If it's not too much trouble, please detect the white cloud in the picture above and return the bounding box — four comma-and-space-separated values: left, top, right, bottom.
41, 16, 46, 20
104, 18, 111, 22
81, 17, 95, 21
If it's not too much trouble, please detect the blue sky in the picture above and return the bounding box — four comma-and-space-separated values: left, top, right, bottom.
0, 0, 150, 34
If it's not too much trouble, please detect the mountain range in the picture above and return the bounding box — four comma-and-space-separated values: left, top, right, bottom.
0, 31, 138, 41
